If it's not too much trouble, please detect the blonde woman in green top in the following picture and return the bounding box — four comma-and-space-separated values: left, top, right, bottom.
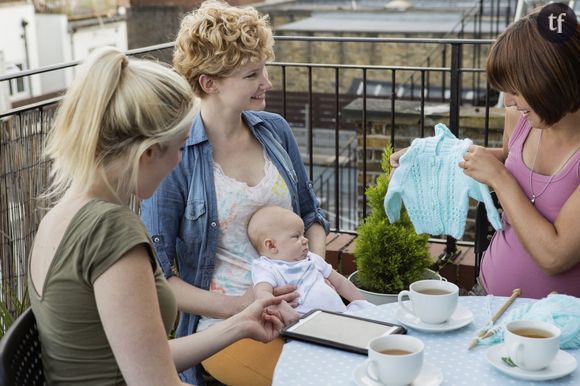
28, 46, 288, 385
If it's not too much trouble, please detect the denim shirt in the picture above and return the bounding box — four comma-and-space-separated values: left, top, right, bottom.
140, 110, 329, 385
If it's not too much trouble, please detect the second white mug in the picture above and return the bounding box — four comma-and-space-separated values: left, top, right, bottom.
397, 280, 459, 324
367, 335, 424, 386
504, 320, 561, 371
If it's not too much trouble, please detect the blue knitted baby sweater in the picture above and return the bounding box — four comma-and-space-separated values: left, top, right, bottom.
384, 123, 503, 239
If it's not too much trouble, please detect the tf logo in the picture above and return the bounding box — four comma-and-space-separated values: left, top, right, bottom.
537, 3, 577, 43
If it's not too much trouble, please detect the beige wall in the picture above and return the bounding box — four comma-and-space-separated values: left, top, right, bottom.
272, 31, 491, 96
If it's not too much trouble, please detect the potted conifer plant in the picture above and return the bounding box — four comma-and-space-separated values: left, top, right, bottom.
349, 146, 440, 304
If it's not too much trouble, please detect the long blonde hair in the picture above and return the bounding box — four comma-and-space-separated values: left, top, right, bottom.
43, 46, 197, 203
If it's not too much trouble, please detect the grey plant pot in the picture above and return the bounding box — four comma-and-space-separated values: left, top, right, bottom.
347, 269, 443, 305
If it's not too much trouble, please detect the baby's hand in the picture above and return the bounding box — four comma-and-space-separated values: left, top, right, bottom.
272, 284, 299, 308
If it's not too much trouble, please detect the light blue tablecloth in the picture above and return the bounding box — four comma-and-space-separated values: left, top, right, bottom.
273, 297, 579, 386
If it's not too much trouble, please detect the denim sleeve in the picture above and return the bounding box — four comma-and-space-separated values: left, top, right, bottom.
274, 116, 330, 234
140, 165, 189, 279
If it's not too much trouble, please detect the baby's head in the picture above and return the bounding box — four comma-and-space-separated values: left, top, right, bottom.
248, 206, 309, 262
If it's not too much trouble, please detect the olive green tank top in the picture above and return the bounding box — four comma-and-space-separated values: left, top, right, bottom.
29, 200, 177, 385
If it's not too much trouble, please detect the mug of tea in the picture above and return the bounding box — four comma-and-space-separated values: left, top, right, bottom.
504, 320, 561, 371
367, 335, 424, 386
397, 280, 459, 324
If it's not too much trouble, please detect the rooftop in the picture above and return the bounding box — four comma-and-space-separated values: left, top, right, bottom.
277, 11, 503, 34
261, 0, 488, 12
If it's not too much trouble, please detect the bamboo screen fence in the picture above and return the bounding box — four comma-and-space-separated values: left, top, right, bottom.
0, 103, 141, 321
0, 105, 56, 312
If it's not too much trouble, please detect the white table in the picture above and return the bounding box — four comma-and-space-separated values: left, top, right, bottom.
273, 297, 579, 386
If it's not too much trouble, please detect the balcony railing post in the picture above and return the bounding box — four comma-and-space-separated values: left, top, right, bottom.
334, 68, 341, 230
361, 68, 368, 218
484, 81, 491, 147
420, 70, 425, 137
282, 66, 287, 118
390, 70, 396, 147
440, 42, 464, 263
495, 0, 501, 36
449, 43, 462, 137
478, 0, 484, 38
307, 66, 313, 179
441, 45, 447, 101
492, 0, 496, 35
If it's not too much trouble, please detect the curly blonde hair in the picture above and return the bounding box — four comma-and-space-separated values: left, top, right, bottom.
173, 0, 275, 96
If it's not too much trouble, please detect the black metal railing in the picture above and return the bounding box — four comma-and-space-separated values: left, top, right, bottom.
312, 135, 358, 230
400, 0, 516, 104
266, 36, 494, 224
1, 36, 500, 305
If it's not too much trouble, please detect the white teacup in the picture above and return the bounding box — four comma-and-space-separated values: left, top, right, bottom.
397, 280, 459, 324
504, 320, 561, 371
367, 335, 424, 386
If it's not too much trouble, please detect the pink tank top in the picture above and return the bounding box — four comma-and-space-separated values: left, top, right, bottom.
480, 115, 580, 298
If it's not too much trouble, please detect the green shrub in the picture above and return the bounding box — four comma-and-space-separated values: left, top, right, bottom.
354, 146, 431, 294
0, 284, 29, 339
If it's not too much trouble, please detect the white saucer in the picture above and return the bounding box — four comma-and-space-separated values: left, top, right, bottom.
486, 344, 577, 381
353, 360, 443, 386
395, 303, 473, 332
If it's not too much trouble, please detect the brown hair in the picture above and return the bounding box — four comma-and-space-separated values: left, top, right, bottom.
486, 7, 580, 125
173, 0, 274, 97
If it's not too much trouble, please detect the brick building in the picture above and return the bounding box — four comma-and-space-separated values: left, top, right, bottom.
127, 0, 261, 62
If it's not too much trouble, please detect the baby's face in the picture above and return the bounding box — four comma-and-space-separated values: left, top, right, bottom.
271, 214, 309, 262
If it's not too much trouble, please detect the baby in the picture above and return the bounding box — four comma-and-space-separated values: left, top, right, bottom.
248, 206, 373, 315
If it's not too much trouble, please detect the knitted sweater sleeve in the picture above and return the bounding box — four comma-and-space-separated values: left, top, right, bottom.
467, 177, 503, 230
384, 167, 405, 223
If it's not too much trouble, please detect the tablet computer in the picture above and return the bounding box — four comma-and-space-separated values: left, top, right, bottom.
281, 309, 407, 355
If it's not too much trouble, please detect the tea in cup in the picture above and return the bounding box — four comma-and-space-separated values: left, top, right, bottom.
504, 320, 560, 371
367, 335, 424, 386
397, 280, 459, 324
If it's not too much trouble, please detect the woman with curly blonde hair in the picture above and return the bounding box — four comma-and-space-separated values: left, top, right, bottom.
141, 1, 330, 385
